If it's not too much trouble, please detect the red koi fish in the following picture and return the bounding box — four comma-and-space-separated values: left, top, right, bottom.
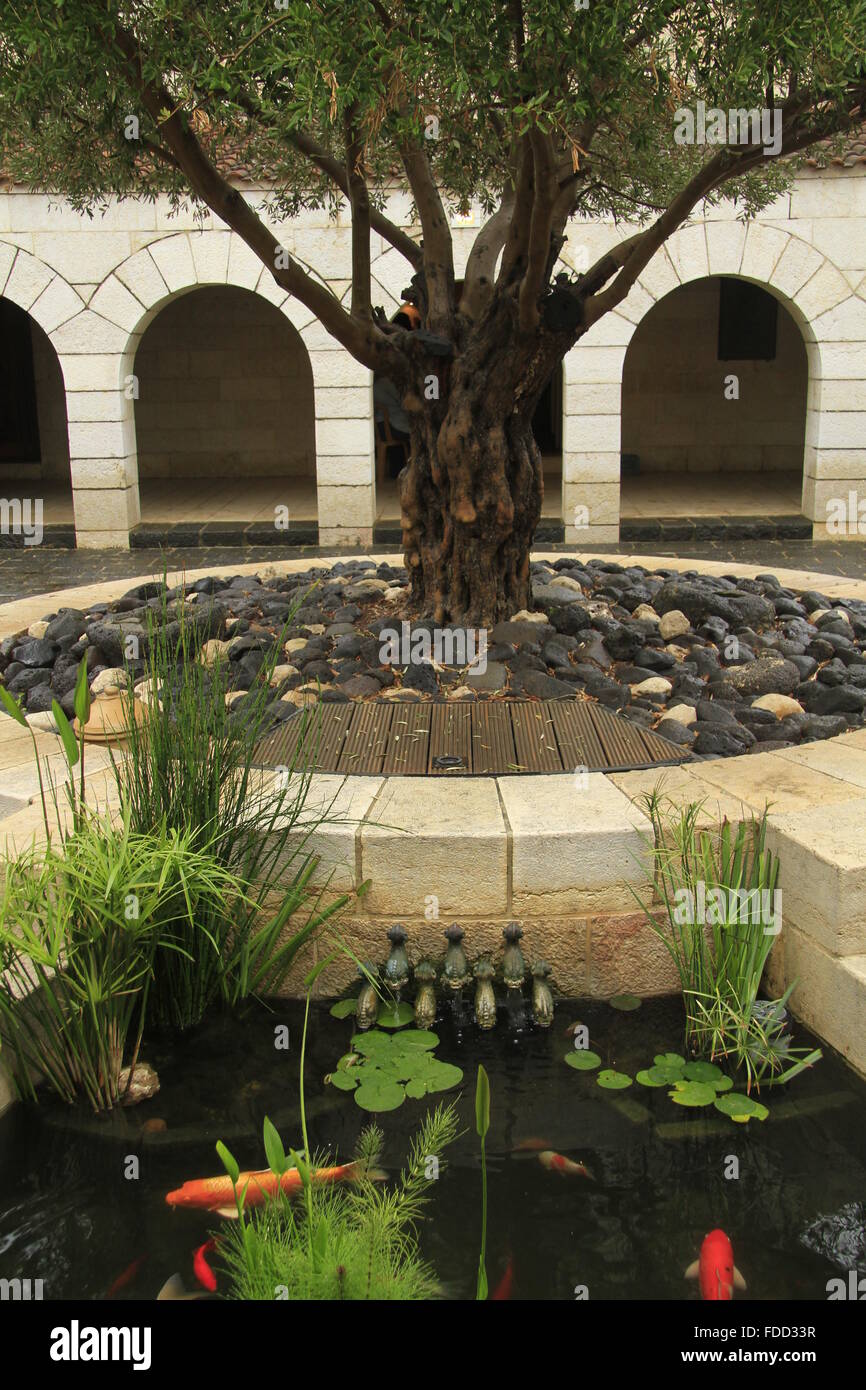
491, 1256, 514, 1301
193, 1239, 218, 1292
105, 1255, 147, 1299
538, 1150, 594, 1179
166, 1160, 386, 1217
685, 1229, 747, 1301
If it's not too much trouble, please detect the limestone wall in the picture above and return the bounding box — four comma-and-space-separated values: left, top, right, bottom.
0, 168, 863, 546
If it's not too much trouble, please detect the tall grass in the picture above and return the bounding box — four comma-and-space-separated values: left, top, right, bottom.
110, 586, 362, 1029
632, 790, 821, 1090
0, 803, 243, 1110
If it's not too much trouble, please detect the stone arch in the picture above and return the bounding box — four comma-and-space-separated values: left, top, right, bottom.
0, 244, 83, 536
562, 220, 858, 542
49, 229, 373, 545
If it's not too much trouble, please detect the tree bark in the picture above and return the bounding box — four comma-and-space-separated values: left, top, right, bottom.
399, 324, 549, 625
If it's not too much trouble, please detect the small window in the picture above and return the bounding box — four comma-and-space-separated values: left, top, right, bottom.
0, 299, 41, 462
717, 277, 778, 361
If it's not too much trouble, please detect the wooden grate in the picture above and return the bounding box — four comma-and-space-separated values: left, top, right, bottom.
253, 698, 690, 776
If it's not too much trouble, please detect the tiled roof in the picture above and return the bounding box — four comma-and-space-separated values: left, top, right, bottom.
804, 126, 866, 167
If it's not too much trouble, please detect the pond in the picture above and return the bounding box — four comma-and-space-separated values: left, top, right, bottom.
0, 995, 863, 1301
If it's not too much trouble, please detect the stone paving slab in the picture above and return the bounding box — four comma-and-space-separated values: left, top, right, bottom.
359, 777, 509, 919
694, 749, 866, 816
765, 798, 866, 956
498, 773, 652, 915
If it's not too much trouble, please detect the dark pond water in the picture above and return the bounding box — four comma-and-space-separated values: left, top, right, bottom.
0, 995, 864, 1301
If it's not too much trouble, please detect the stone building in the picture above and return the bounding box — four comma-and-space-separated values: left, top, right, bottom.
1, 137, 864, 549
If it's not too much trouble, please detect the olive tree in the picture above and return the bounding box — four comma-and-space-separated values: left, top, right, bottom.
1, 1, 864, 620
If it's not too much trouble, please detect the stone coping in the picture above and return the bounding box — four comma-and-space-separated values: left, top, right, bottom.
1, 553, 866, 1081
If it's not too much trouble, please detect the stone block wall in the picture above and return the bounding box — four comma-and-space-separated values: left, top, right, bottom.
0, 167, 864, 546
621, 277, 808, 474
134, 285, 316, 479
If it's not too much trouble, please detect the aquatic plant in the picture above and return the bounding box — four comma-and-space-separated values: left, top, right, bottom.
217, 1104, 458, 1300
110, 586, 366, 1028
631, 793, 820, 1089
475, 1064, 490, 1301
327, 1026, 463, 1111
215, 968, 459, 1300
0, 804, 241, 1110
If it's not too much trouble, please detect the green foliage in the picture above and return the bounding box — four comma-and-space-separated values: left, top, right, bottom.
327, 1027, 463, 1110
596, 1069, 632, 1090
475, 1064, 490, 1301
110, 588, 364, 1028
0, 804, 240, 1111
1, 3, 862, 227
631, 793, 821, 1090
218, 1105, 459, 1300
564, 1049, 601, 1071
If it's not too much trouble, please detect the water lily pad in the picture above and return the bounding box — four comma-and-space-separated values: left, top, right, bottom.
597, 1069, 633, 1089
329, 999, 357, 1019
350, 1030, 392, 1054
712, 1074, 734, 1093
714, 1092, 769, 1122
404, 1078, 428, 1100
565, 1049, 601, 1071
668, 1081, 717, 1107
654, 1053, 686, 1070
683, 1060, 724, 1084
328, 1069, 358, 1091
421, 1061, 464, 1093
376, 1002, 415, 1029
354, 1080, 406, 1112
395, 1029, 439, 1049
639, 1063, 684, 1086
609, 994, 641, 1011
636, 1068, 667, 1087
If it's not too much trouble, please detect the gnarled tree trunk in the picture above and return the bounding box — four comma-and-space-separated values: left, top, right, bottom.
399, 310, 560, 626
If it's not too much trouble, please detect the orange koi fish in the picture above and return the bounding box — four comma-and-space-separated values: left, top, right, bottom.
166, 1160, 385, 1217
537, 1150, 594, 1179
685, 1229, 747, 1301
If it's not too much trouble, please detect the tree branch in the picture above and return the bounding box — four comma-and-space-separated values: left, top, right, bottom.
344, 107, 372, 319
105, 20, 394, 372
518, 127, 559, 332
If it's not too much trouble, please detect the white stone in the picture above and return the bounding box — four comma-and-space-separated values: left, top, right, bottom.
658, 609, 691, 640
510, 609, 549, 624
663, 703, 697, 726
499, 774, 652, 915
631, 676, 673, 697
632, 604, 660, 623
4, 251, 53, 311
27, 620, 49, 639
752, 693, 804, 719
91, 667, 128, 695
115, 248, 169, 307
268, 663, 299, 685
148, 235, 196, 292
199, 639, 232, 666
89, 275, 146, 332
29, 276, 84, 333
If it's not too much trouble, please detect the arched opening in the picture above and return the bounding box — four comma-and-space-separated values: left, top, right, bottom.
133, 286, 317, 537
621, 276, 808, 531
0, 299, 72, 537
